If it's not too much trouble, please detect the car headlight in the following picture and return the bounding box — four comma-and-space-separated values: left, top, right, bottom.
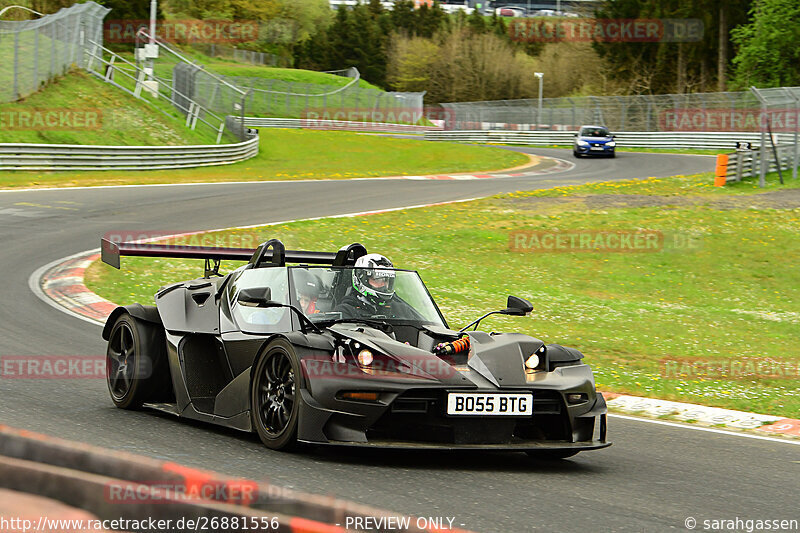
525, 345, 546, 370
607, 141, 616, 147
357, 349, 373, 367
576, 140, 589, 147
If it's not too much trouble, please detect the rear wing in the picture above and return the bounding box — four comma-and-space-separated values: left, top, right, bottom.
100, 238, 367, 275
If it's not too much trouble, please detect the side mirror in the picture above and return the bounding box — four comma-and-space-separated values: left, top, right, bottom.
501, 295, 533, 316
459, 295, 533, 332
237, 287, 272, 306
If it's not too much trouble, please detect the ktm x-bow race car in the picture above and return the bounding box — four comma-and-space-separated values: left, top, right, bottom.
101, 238, 610, 458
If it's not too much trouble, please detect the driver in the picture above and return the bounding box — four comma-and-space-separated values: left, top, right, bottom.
336, 254, 402, 319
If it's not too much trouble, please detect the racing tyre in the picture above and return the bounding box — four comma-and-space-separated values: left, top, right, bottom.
609, 152, 616, 158
251, 339, 301, 450
573, 151, 581, 158
526, 450, 581, 460
106, 313, 169, 409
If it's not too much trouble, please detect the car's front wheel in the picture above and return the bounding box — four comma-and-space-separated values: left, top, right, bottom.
573, 151, 582, 158
251, 339, 301, 450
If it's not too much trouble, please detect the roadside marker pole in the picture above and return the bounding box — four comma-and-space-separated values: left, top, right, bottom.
714, 153, 729, 186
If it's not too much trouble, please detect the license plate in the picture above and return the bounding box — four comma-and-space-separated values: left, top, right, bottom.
590, 146, 604, 151
446, 393, 533, 416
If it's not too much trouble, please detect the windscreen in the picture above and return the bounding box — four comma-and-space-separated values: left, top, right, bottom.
580, 127, 610, 137
227, 266, 292, 332
289, 267, 446, 326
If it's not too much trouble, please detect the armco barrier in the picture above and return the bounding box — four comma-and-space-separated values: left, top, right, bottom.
0, 425, 473, 533
424, 130, 794, 150
243, 117, 439, 133
715, 142, 797, 186
0, 134, 259, 171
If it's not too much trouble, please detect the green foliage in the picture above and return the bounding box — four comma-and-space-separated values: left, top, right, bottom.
592, 0, 752, 94
100, 0, 163, 20
730, 0, 800, 88
296, 1, 538, 89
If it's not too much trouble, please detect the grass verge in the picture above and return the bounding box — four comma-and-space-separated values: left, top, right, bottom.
85, 170, 800, 417
0, 70, 217, 146
0, 128, 529, 189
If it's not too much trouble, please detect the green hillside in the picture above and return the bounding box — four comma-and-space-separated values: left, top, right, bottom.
0, 70, 217, 145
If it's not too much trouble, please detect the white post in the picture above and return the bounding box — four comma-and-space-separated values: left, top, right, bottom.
149, 0, 156, 44
148, 0, 156, 81
534, 72, 544, 130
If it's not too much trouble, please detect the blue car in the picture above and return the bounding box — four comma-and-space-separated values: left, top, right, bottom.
573, 125, 616, 158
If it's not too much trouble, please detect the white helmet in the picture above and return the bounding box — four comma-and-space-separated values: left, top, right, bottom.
352, 254, 395, 305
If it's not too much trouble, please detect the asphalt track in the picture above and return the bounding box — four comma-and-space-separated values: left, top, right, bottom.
1, 148, 797, 532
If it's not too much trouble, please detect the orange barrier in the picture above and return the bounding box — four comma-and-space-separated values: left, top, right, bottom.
714, 153, 729, 186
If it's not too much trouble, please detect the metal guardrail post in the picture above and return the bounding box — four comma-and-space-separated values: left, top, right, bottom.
751, 87, 768, 188
735, 152, 744, 182
13, 30, 20, 100
791, 90, 799, 180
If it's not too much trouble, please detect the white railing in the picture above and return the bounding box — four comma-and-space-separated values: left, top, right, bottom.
0, 134, 258, 171
423, 130, 794, 150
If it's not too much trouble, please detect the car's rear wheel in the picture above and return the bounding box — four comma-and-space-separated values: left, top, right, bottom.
106, 313, 168, 409
526, 449, 580, 460
251, 340, 300, 450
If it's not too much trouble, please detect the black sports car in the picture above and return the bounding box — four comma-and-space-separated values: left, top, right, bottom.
101, 238, 610, 458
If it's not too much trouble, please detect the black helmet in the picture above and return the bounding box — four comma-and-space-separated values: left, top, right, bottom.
293, 268, 321, 299
352, 254, 395, 305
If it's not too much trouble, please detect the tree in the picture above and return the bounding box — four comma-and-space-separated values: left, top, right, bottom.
592, 0, 751, 94
730, 0, 800, 87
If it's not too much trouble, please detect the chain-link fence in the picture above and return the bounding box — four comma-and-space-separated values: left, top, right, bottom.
189, 43, 291, 68
0, 1, 109, 103
749, 87, 800, 185
440, 90, 790, 133
231, 71, 426, 122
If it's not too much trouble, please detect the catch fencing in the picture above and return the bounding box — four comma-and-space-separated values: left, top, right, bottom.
0, 2, 109, 103
230, 68, 426, 122
190, 43, 290, 68
242, 117, 437, 133
439, 89, 793, 133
